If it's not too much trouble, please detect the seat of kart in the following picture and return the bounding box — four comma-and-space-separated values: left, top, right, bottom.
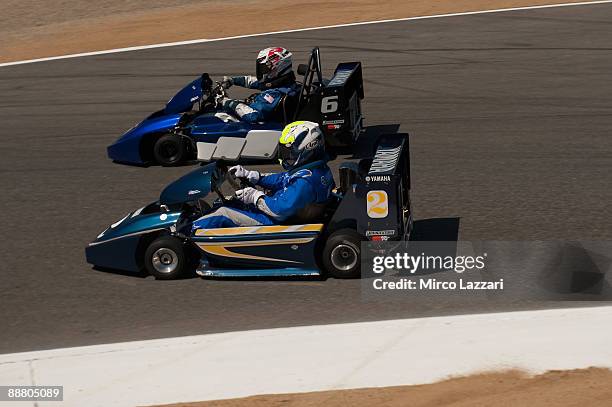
283, 197, 339, 225
290, 202, 328, 223
271, 91, 300, 124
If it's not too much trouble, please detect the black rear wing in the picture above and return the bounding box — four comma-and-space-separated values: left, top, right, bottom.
321, 62, 365, 146
294, 48, 365, 147
329, 133, 412, 241
366, 133, 410, 190
362, 133, 411, 240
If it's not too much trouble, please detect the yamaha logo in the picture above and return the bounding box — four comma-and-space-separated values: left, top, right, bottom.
366, 175, 391, 182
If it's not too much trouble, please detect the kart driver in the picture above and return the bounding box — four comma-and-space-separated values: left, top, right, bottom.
192, 121, 334, 230
218, 47, 298, 123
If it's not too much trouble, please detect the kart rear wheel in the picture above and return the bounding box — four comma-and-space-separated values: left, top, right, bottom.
144, 236, 187, 280
322, 229, 361, 279
153, 134, 187, 166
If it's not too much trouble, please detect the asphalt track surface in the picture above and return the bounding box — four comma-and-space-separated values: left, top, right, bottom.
1, 4, 612, 354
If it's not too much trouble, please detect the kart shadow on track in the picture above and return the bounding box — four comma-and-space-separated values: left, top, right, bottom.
410, 217, 460, 242
536, 242, 612, 299
394, 217, 462, 277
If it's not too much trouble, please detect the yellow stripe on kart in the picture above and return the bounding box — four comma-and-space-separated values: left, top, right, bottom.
196, 237, 315, 263
195, 224, 323, 236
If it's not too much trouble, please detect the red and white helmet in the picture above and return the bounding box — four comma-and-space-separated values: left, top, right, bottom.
256, 47, 293, 82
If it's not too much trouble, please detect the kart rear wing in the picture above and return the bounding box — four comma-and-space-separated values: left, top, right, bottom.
367, 132, 410, 190
330, 133, 412, 241
295, 48, 364, 148
362, 133, 411, 240
321, 61, 364, 147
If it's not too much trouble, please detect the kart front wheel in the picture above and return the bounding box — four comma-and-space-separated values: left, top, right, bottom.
144, 236, 187, 280
322, 229, 361, 279
153, 134, 187, 166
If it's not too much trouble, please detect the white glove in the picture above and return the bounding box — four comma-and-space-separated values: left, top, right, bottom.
236, 187, 265, 206
229, 165, 260, 184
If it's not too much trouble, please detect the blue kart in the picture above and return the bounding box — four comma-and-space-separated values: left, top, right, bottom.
87, 133, 413, 279
107, 48, 365, 166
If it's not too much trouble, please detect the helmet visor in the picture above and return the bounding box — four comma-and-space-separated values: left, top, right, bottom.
256, 59, 271, 81
278, 143, 295, 168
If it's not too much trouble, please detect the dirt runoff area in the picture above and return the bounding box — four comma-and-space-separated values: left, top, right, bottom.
1, 0, 575, 63
155, 368, 612, 407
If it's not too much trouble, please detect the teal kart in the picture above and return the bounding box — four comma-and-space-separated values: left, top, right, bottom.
87, 133, 412, 279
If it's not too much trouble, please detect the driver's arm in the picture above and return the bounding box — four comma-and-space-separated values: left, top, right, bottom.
258, 172, 285, 191
229, 75, 265, 90
255, 179, 313, 221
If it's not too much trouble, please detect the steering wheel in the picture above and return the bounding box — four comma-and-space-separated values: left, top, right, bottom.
226, 167, 257, 189
209, 164, 246, 205
198, 78, 228, 112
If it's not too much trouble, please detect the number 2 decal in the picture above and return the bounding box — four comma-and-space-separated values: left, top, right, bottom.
367, 190, 389, 218
321, 96, 339, 113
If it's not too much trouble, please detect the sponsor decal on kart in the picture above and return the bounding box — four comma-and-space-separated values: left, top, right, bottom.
328, 68, 353, 87
365, 229, 396, 237
365, 175, 391, 182
322, 119, 345, 125
369, 145, 402, 175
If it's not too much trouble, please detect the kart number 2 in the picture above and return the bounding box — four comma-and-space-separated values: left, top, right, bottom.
321, 96, 339, 113
367, 190, 389, 219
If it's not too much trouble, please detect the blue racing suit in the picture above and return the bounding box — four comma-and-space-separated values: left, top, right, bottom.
222, 75, 298, 123
192, 161, 335, 230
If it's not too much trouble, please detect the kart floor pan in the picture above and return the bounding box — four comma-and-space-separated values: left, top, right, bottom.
196, 267, 321, 278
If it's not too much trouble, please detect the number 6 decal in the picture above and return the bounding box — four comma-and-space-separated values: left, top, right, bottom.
321, 96, 339, 113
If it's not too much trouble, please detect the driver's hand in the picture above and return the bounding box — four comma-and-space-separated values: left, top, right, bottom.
221, 76, 234, 89
236, 187, 264, 206
216, 95, 230, 109
230, 165, 260, 184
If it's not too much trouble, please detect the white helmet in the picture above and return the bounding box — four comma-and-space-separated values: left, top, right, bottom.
278, 121, 326, 170
256, 47, 293, 82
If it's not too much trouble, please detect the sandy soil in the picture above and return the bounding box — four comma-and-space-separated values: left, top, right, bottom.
156, 367, 612, 407
1, 0, 573, 63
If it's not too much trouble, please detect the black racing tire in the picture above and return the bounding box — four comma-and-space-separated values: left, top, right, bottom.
144, 236, 187, 280
322, 229, 362, 279
153, 134, 187, 166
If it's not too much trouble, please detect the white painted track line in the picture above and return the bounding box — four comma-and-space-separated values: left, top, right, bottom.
1, 0, 612, 68
1, 307, 611, 406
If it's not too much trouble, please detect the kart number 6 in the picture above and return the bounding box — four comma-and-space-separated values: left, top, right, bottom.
321, 96, 339, 113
